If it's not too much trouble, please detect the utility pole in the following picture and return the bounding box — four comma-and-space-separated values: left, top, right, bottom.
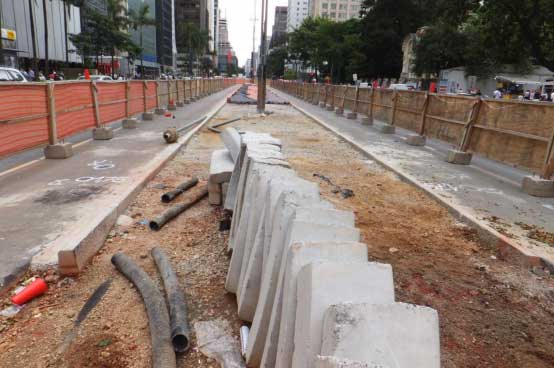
250, 0, 258, 81
256, 0, 268, 113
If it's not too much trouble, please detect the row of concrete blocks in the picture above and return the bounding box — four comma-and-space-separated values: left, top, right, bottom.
42, 93, 210, 159
218, 127, 440, 367
314, 102, 554, 197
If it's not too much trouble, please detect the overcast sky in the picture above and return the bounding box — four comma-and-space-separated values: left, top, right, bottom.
219, 0, 288, 66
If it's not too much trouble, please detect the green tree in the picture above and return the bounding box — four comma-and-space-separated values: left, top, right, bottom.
129, 3, 156, 78
266, 46, 288, 78
177, 22, 211, 76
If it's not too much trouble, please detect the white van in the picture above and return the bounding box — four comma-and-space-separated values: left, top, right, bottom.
0, 67, 28, 82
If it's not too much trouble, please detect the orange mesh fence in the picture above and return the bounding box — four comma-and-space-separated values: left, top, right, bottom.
0, 84, 49, 156
55, 82, 95, 139
98, 82, 127, 125
145, 81, 158, 110
129, 81, 145, 116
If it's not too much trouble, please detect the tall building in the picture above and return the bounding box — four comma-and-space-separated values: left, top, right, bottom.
310, 0, 362, 22
156, 0, 174, 70
0, 0, 82, 69
270, 6, 287, 49
287, 0, 309, 31
217, 16, 237, 74
128, 0, 159, 76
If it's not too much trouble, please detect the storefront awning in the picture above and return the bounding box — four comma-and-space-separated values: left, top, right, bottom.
495, 75, 544, 85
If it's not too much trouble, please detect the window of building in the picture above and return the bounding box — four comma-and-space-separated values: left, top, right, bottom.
330, 11, 336, 17
322, 3, 328, 9
339, 4, 346, 10
330, 3, 336, 9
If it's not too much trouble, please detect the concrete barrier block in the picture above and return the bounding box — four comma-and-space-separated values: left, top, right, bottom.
326, 105, 335, 111
319, 102, 327, 108
522, 176, 554, 197
346, 112, 357, 120
405, 134, 426, 146
292, 262, 395, 368
176, 101, 184, 107
227, 153, 290, 250
379, 124, 395, 134
446, 149, 472, 165
238, 205, 351, 322
122, 118, 138, 129
316, 356, 381, 368
361, 117, 373, 126
184, 99, 191, 104
44, 143, 74, 159
335, 107, 344, 116
221, 127, 242, 162
155, 108, 166, 115
248, 214, 360, 367
168, 104, 177, 111
321, 303, 440, 368
227, 164, 285, 294
92, 127, 114, 140
142, 112, 154, 120
272, 241, 368, 368
209, 149, 234, 184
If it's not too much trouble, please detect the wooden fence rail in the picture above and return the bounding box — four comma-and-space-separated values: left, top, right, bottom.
271, 80, 554, 179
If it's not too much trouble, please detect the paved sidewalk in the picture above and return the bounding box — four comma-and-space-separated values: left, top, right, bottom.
271, 88, 554, 269
0, 86, 238, 292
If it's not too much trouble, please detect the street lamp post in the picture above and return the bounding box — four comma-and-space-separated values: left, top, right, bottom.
257, 0, 269, 113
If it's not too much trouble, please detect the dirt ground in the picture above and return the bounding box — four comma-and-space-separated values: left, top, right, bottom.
1, 103, 554, 368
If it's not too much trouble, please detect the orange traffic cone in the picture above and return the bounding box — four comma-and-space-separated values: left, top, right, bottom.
12, 278, 48, 305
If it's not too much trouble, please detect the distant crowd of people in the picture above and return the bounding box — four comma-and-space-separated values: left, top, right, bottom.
493, 88, 554, 102
20, 68, 65, 81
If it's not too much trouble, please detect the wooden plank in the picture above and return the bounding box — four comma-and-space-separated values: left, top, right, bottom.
0, 113, 50, 125
390, 90, 399, 126
142, 81, 148, 112
368, 88, 375, 123
418, 93, 430, 136
425, 114, 466, 126
460, 99, 482, 151
46, 82, 58, 145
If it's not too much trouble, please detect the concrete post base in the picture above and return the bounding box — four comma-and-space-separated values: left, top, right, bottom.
142, 112, 154, 120
335, 107, 344, 116
92, 127, 114, 140
155, 108, 166, 115
122, 118, 138, 129
319, 102, 326, 108
190, 97, 198, 102
406, 134, 426, 146
446, 149, 472, 165
379, 124, 396, 134
184, 99, 191, 104
167, 104, 177, 111
312, 100, 319, 105
346, 112, 358, 120
176, 101, 184, 107
522, 176, 554, 197
361, 117, 373, 126
326, 105, 335, 111
44, 143, 73, 159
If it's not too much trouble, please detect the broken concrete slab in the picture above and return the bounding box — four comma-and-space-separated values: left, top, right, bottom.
292, 262, 395, 368
209, 149, 234, 184
246, 207, 361, 367
321, 302, 440, 368
316, 356, 381, 368
221, 127, 242, 162
241, 132, 283, 148
142, 112, 154, 120
92, 127, 114, 140
273, 241, 368, 368
122, 118, 138, 129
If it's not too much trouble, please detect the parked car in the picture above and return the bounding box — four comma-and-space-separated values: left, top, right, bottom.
0, 67, 28, 82
78, 75, 114, 81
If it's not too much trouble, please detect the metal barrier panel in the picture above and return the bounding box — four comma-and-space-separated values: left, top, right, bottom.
145, 81, 158, 109
373, 89, 394, 123
394, 90, 427, 132
129, 81, 144, 115
0, 83, 49, 156
97, 82, 127, 125
424, 94, 474, 145
469, 99, 554, 172
55, 81, 95, 138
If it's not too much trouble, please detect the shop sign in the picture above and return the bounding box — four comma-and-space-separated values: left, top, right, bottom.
1, 28, 17, 41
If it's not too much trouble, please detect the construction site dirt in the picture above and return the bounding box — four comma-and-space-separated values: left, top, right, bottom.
1, 103, 554, 368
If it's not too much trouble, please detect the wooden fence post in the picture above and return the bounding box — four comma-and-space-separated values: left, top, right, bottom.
91, 81, 101, 128
459, 98, 483, 152
167, 80, 172, 104
156, 81, 161, 108
541, 123, 554, 179
46, 82, 58, 145
368, 88, 375, 124
176, 80, 181, 103
390, 90, 399, 126
341, 86, 347, 110
142, 81, 148, 112
353, 86, 360, 113
417, 92, 430, 136
125, 81, 131, 118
